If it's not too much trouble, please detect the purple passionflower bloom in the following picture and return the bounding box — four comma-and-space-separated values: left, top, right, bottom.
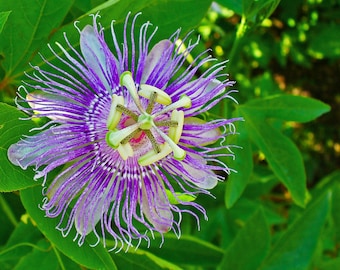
8, 13, 239, 250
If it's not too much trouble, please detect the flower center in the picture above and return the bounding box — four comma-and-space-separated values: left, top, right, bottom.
105, 71, 191, 166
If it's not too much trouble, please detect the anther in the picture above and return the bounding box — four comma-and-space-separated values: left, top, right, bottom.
144, 130, 160, 153
120, 71, 144, 112
154, 95, 191, 117
116, 104, 138, 121
155, 120, 178, 127
146, 91, 157, 114
121, 128, 142, 144
168, 110, 184, 144
117, 142, 134, 160
152, 125, 186, 160
138, 84, 172, 105
138, 143, 172, 166
106, 123, 141, 148
106, 94, 125, 130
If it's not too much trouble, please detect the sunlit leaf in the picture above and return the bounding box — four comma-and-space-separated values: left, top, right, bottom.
0, 0, 74, 82
21, 0, 212, 82
0, 103, 38, 192
240, 110, 307, 207
0, 11, 11, 34
241, 95, 330, 123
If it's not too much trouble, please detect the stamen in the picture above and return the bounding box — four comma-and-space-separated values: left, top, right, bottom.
155, 120, 178, 127
144, 130, 160, 153
107, 94, 125, 130
146, 91, 157, 114
120, 71, 144, 112
116, 104, 138, 121
138, 143, 172, 166
121, 128, 142, 144
152, 125, 186, 160
168, 110, 184, 144
117, 142, 134, 160
106, 123, 141, 148
154, 95, 191, 117
138, 84, 172, 105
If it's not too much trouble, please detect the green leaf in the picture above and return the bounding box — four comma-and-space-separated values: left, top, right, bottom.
0, 11, 11, 34
330, 181, 340, 243
218, 208, 271, 270
319, 257, 340, 270
0, 221, 42, 263
0, 0, 74, 81
260, 192, 330, 270
0, 103, 38, 192
241, 95, 331, 123
139, 234, 224, 267
225, 117, 253, 208
165, 189, 196, 204
26, 0, 212, 80
240, 109, 307, 207
216, 0, 243, 15
242, 0, 281, 24
309, 24, 340, 59
20, 185, 117, 270
13, 239, 59, 270
112, 249, 181, 270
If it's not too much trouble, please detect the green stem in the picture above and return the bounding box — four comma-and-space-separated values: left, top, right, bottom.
227, 15, 248, 74
0, 194, 18, 227
222, 15, 248, 118
52, 244, 66, 270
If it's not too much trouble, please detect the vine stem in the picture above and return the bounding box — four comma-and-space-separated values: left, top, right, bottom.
0, 194, 18, 227
223, 15, 248, 117
227, 15, 248, 74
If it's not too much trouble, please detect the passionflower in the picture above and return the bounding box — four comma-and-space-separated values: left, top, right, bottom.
8, 13, 239, 250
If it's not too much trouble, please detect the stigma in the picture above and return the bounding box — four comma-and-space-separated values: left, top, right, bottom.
105, 72, 190, 166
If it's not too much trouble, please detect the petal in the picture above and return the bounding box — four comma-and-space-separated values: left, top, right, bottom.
80, 25, 118, 91
141, 40, 172, 84
73, 169, 116, 236
74, 192, 104, 236
141, 178, 173, 233
165, 153, 218, 189
182, 117, 221, 146
7, 132, 53, 170
26, 91, 71, 121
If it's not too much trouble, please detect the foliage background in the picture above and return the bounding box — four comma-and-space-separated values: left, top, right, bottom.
0, 0, 339, 269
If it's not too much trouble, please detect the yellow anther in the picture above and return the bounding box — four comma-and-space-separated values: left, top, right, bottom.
106, 123, 141, 148
168, 140, 186, 160
179, 95, 192, 109
117, 142, 134, 160
107, 94, 125, 130
138, 143, 172, 166
154, 94, 192, 117
120, 71, 143, 111
152, 125, 186, 161
138, 84, 172, 105
168, 110, 184, 144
